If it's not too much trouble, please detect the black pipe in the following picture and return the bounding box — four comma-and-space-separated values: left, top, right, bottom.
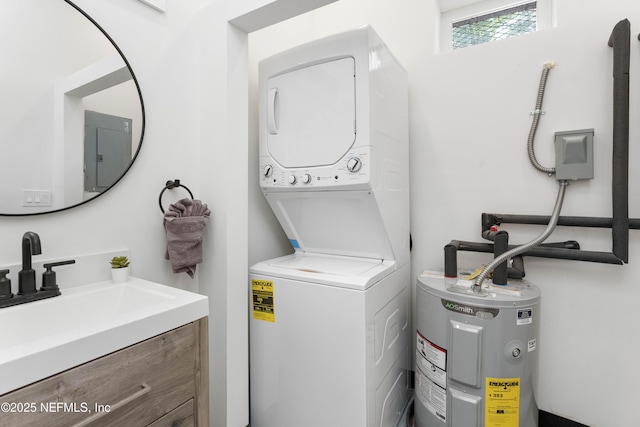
480, 223, 581, 249
492, 231, 509, 284
481, 229, 498, 241
539, 240, 581, 250
608, 19, 631, 263
482, 213, 640, 231
444, 242, 458, 278
444, 239, 525, 281
511, 256, 526, 279
452, 240, 624, 265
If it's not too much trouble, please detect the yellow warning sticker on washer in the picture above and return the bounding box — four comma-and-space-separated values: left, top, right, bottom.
485, 377, 520, 427
252, 279, 275, 322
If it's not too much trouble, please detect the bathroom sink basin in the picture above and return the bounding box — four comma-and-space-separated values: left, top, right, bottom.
0, 277, 208, 395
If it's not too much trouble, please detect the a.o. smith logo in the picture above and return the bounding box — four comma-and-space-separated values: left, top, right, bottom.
445, 301, 474, 314
441, 300, 500, 319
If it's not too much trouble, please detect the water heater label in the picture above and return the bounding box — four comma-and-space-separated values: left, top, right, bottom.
517, 307, 533, 325
441, 299, 500, 319
252, 279, 275, 322
416, 331, 447, 422
485, 377, 520, 427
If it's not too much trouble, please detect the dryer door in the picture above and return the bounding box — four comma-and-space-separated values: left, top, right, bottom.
266, 57, 356, 168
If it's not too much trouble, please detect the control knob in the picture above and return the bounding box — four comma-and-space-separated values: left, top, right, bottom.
263, 165, 273, 177
346, 157, 362, 173
288, 174, 297, 185
302, 174, 312, 184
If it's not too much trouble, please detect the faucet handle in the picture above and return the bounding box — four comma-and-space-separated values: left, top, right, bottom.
0, 269, 12, 301
41, 260, 76, 292
43, 260, 76, 269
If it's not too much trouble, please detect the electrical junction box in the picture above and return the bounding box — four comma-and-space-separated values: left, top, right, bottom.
554, 129, 594, 180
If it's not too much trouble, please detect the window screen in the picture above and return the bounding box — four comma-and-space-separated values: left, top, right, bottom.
452, 2, 537, 50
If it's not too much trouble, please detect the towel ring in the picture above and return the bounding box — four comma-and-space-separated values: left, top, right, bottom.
159, 179, 194, 213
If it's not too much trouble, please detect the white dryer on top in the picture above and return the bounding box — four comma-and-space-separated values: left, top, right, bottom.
258, 25, 410, 267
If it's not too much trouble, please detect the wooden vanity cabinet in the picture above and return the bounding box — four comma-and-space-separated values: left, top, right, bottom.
0, 318, 209, 427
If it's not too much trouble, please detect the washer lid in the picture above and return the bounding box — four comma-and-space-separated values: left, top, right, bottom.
263, 190, 396, 261
269, 253, 383, 276
251, 253, 396, 290
266, 57, 356, 168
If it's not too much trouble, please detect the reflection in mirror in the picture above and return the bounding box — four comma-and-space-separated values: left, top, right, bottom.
0, 0, 144, 215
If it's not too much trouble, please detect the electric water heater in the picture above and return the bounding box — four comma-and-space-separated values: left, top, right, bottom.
415, 272, 540, 427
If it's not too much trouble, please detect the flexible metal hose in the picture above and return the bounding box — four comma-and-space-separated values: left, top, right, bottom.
470, 62, 563, 293
473, 180, 568, 292
527, 63, 556, 175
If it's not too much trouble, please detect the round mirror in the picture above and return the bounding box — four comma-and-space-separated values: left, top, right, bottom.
0, 0, 145, 216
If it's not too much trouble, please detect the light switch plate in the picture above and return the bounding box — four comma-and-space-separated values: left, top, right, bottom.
22, 190, 52, 207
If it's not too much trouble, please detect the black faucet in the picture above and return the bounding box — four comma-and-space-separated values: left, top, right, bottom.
18, 231, 42, 295
0, 232, 74, 309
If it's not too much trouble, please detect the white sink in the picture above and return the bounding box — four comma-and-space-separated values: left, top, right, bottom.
0, 277, 208, 395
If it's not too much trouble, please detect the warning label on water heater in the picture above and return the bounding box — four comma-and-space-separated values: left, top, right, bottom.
252, 279, 275, 322
485, 377, 520, 427
415, 331, 447, 422
517, 307, 533, 325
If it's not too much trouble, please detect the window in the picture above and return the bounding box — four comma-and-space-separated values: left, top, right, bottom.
438, 0, 553, 52
452, 2, 537, 49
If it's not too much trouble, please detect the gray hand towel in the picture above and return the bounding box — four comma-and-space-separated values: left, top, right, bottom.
164, 198, 211, 278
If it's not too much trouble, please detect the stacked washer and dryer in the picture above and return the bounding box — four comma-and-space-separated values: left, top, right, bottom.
249, 26, 411, 427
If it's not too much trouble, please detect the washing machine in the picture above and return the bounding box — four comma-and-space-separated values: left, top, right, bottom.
250, 26, 411, 427
250, 254, 411, 427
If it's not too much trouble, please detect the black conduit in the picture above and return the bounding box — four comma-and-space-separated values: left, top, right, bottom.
608, 19, 631, 263
482, 213, 640, 231
446, 240, 624, 265
492, 231, 509, 285
510, 256, 526, 279
444, 243, 458, 278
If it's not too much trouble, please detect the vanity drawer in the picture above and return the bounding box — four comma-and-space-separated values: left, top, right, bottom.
148, 399, 194, 427
1, 322, 198, 427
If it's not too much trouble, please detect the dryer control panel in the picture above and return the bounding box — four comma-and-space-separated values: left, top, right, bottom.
260, 148, 370, 190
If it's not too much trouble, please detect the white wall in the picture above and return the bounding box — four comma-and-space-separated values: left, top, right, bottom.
3, 1, 638, 426
248, 1, 640, 426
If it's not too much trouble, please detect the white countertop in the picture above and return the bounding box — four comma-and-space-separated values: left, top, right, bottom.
0, 277, 208, 395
